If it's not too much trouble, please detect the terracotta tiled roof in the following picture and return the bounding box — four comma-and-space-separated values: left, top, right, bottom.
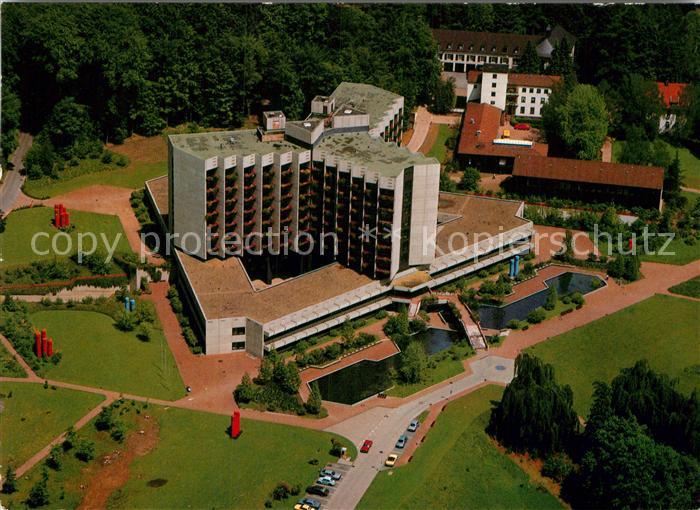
508, 73, 562, 88
433, 29, 543, 58
457, 103, 548, 158
467, 70, 482, 84
657, 82, 688, 108
513, 155, 664, 191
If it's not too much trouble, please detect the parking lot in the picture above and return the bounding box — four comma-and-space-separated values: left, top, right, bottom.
304, 461, 352, 509
377, 416, 420, 471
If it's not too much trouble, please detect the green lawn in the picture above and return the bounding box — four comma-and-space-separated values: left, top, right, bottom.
669, 275, 700, 298
0, 206, 131, 267
386, 343, 472, 398
0, 341, 26, 377
109, 407, 356, 509
23, 160, 166, 199
0, 382, 104, 468
358, 385, 562, 510
30, 310, 184, 400
426, 125, 456, 164
613, 139, 700, 189
527, 294, 700, 416
595, 235, 700, 266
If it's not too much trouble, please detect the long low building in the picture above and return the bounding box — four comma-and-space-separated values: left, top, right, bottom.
508, 155, 665, 210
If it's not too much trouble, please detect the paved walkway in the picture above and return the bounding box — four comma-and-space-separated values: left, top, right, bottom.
323, 355, 514, 510
405, 107, 461, 153
0, 132, 32, 215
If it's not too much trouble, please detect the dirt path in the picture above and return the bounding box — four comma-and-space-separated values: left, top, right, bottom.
78, 414, 160, 510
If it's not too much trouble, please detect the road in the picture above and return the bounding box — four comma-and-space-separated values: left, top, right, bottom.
323, 355, 514, 510
0, 132, 33, 214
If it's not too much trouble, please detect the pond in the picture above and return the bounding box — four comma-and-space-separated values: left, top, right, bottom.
312, 327, 458, 405
477, 271, 605, 330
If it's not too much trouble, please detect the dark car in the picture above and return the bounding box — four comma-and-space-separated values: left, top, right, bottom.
306, 485, 330, 497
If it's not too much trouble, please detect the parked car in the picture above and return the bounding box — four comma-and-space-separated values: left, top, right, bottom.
407, 420, 420, 432
360, 439, 373, 453
514, 123, 531, 130
294, 503, 311, 510
385, 454, 398, 467
319, 468, 342, 480
316, 476, 336, 487
298, 498, 321, 509
306, 485, 330, 497
395, 435, 408, 448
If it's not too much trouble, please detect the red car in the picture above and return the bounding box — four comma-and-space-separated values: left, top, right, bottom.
514, 123, 531, 130
360, 440, 373, 453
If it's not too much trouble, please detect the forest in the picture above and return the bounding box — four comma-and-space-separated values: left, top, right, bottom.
1, 3, 697, 167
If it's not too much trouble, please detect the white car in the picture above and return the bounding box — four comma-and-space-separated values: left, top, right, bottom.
316, 476, 336, 487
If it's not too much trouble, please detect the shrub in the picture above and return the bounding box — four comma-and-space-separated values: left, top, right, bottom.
506, 319, 521, 330
136, 324, 151, 342
95, 406, 114, 431
110, 421, 126, 443
1, 466, 17, 494
542, 453, 573, 483
115, 312, 136, 332
75, 440, 95, 462
101, 151, 113, 164
374, 309, 388, 319
527, 308, 546, 324
27, 470, 50, 508
46, 445, 63, 470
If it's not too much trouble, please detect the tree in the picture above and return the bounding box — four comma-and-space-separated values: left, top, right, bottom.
305, 382, 323, 415
544, 286, 558, 311
136, 323, 151, 341
339, 320, 355, 346
459, 167, 481, 192
95, 406, 114, 431
517, 41, 540, 74
664, 152, 683, 208
567, 416, 700, 510
75, 439, 95, 462
488, 353, 578, 457
398, 341, 427, 384
1, 465, 17, 494
26, 469, 50, 508
548, 39, 573, 77
556, 84, 609, 160
610, 75, 664, 140
234, 372, 256, 403
46, 444, 63, 470
439, 171, 457, 192
430, 77, 455, 114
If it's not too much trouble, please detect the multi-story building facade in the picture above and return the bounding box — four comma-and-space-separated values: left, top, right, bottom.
151, 82, 534, 356
433, 25, 575, 72
461, 66, 561, 118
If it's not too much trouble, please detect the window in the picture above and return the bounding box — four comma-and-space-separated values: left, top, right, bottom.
458, 43, 463, 50
530, 107, 535, 115
489, 57, 498, 63
447, 43, 452, 49
232, 327, 245, 336
545, 89, 550, 94
457, 54, 465, 61
445, 53, 453, 60
491, 91, 496, 97
520, 107, 525, 114
514, 46, 519, 54
468, 55, 475, 62
529, 88, 534, 93
492, 82, 497, 88
500, 57, 508, 64
531, 97, 536, 103
232, 341, 245, 351
537, 88, 541, 94
490, 100, 495, 105
521, 96, 526, 103
492, 73, 497, 79
478, 56, 486, 62
469, 44, 474, 51
492, 46, 497, 52
540, 97, 546, 104
502, 46, 508, 53
438, 53, 444, 60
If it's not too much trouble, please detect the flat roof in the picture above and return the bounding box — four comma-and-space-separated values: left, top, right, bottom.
168, 129, 302, 159
177, 253, 374, 323
316, 133, 438, 177
330, 82, 401, 130
513, 155, 664, 191
145, 175, 169, 216
435, 192, 529, 254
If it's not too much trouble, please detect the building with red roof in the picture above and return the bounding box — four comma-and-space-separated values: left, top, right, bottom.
508, 155, 664, 210
657, 82, 688, 133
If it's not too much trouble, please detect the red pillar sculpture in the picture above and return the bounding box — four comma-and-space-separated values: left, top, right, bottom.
35, 330, 42, 357
47, 338, 54, 357
41, 329, 47, 358
231, 410, 241, 438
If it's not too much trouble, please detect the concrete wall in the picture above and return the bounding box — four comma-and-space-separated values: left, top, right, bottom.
245, 318, 265, 358
205, 316, 248, 354
170, 141, 208, 259
480, 72, 508, 110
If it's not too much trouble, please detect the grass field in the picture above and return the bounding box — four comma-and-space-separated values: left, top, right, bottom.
0, 206, 131, 267
0, 341, 26, 377
595, 235, 700, 266
425, 125, 456, 164
23, 161, 166, 199
527, 294, 700, 416
613, 139, 700, 189
5, 400, 356, 510
669, 275, 700, 298
30, 310, 184, 400
358, 385, 562, 510
0, 382, 104, 468
110, 407, 356, 509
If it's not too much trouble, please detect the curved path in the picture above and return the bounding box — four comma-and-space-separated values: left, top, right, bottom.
0, 132, 33, 215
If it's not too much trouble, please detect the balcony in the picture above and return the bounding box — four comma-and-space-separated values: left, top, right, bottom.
226, 197, 238, 208
225, 219, 237, 229
244, 183, 257, 192
207, 221, 220, 232
244, 218, 256, 229
206, 210, 219, 223
245, 194, 256, 204
207, 198, 219, 212
244, 206, 256, 217
244, 168, 256, 179
206, 174, 219, 187
281, 180, 292, 190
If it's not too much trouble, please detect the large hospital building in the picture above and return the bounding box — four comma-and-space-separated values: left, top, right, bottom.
146, 82, 533, 357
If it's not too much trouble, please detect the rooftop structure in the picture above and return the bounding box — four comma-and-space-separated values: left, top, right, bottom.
169, 129, 299, 160
329, 82, 403, 132
657, 82, 687, 108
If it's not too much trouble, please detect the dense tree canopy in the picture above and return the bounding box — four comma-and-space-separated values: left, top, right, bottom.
488, 353, 579, 457
2, 4, 441, 143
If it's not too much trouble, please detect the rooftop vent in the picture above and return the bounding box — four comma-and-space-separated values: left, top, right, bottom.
344, 109, 352, 114
303, 122, 312, 127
